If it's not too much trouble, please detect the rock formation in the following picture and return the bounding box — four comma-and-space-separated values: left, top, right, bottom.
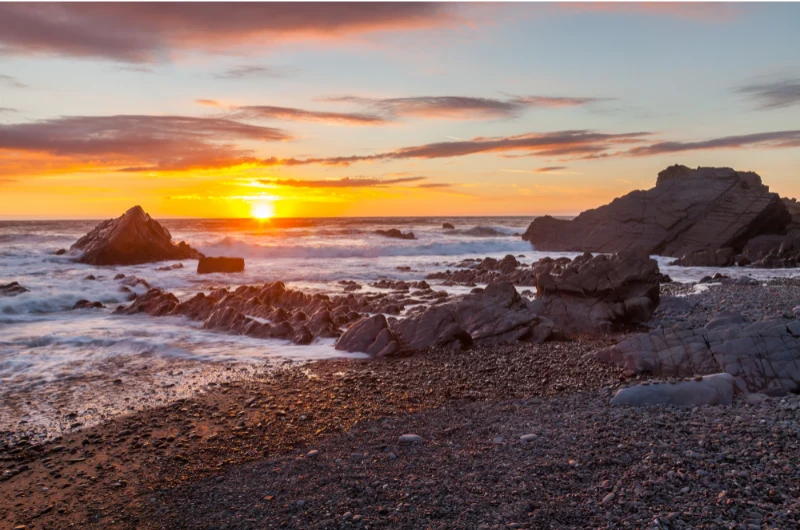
336, 249, 661, 355
522, 166, 791, 264
596, 312, 800, 396
375, 229, 415, 240
71, 205, 203, 265
0, 282, 28, 297
530, 248, 661, 334
335, 281, 552, 356
442, 223, 455, 230
197, 257, 245, 274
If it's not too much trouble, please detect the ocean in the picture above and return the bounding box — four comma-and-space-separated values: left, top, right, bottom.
2, 215, 796, 438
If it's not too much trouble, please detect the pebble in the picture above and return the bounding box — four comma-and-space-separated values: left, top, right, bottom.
519, 433, 538, 443
601, 492, 616, 505
306, 449, 319, 458
398, 434, 423, 444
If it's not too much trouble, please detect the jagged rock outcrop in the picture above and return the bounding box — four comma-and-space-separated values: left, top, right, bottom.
71, 205, 203, 265
0, 282, 28, 297
596, 312, 800, 396
112, 280, 444, 346
375, 229, 415, 240
522, 166, 791, 262
334, 315, 399, 357
336, 281, 553, 355
529, 249, 660, 334
197, 256, 245, 274
72, 300, 104, 310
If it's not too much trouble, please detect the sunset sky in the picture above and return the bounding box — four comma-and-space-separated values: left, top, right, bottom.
1, 2, 799, 219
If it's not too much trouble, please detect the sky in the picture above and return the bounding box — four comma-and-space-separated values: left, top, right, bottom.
0, 2, 799, 220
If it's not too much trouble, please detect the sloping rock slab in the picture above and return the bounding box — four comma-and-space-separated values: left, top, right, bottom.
71, 205, 202, 265
596, 312, 800, 395
530, 248, 660, 334
522, 165, 790, 258
611, 373, 735, 407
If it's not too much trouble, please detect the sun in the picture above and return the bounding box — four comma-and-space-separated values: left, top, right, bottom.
251, 201, 275, 219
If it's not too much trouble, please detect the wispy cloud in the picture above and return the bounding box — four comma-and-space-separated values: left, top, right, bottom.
195, 99, 222, 107
0, 107, 17, 114
0, 74, 27, 89
322, 94, 605, 121
234, 105, 389, 126
0, 115, 292, 174
735, 78, 800, 110
259, 130, 650, 167
0, 3, 458, 62
626, 130, 800, 156
534, 166, 567, 173
259, 176, 428, 188
214, 65, 288, 80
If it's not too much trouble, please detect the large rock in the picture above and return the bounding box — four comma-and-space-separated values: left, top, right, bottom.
335, 314, 399, 356
375, 229, 415, 240
197, 256, 245, 274
596, 312, 800, 395
71, 205, 202, 265
522, 166, 791, 260
611, 373, 735, 407
530, 249, 660, 334
0, 281, 28, 297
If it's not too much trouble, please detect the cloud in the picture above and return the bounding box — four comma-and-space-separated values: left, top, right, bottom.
0, 107, 17, 114
735, 79, 800, 110
322, 94, 604, 120
261, 130, 651, 167
0, 74, 27, 89
626, 130, 800, 156
535, 166, 567, 173
0, 115, 292, 174
0, 3, 457, 62
415, 182, 452, 188
234, 105, 389, 126
195, 99, 222, 107
213, 65, 287, 80
259, 176, 428, 188
557, 2, 742, 22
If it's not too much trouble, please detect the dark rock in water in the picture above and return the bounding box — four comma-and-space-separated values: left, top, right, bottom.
71, 205, 203, 265
156, 263, 184, 271
442, 222, 455, 230
671, 247, 735, 267
55, 248, 67, 255
522, 166, 791, 262
0, 281, 29, 297
114, 273, 126, 280
73, 300, 104, 310
597, 312, 800, 395
83, 274, 96, 281
197, 257, 245, 274
461, 226, 504, 237
375, 229, 415, 240
113, 289, 179, 316
530, 248, 660, 334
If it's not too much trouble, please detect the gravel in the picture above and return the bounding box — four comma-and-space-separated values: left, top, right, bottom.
147, 392, 800, 530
